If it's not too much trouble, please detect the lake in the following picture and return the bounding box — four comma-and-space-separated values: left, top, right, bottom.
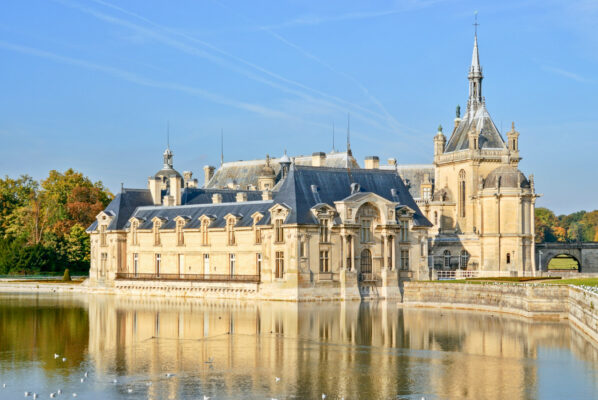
0, 294, 597, 399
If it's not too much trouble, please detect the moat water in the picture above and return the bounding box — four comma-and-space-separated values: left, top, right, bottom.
0, 294, 597, 400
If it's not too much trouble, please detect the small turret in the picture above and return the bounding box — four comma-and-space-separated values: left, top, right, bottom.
258, 155, 276, 191
434, 125, 446, 157
507, 121, 520, 152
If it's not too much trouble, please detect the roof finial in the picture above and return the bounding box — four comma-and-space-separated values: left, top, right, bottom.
473, 11, 479, 37
167, 120, 170, 150
220, 128, 224, 166
346, 113, 351, 155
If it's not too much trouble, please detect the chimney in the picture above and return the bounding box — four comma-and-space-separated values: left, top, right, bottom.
203, 165, 215, 187
262, 190, 272, 201
148, 177, 162, 205
387, 158, 397, 167
311, 152, 326, 167
364, 156, 379, 169
236, 192, 248, 202
169, 176, 182, 206
212, 193, 222, 204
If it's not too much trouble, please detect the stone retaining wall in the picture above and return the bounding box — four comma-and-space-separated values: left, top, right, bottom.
403, 282, 598, 343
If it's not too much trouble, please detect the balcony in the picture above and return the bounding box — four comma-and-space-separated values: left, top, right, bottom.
115, 272, 260, 283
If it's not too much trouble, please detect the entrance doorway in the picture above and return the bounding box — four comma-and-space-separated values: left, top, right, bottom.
360, 249, 372, 281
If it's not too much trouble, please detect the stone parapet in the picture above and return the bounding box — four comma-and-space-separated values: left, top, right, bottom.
402, 282, 598, 343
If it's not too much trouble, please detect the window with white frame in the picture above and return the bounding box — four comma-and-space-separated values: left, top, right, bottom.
256, 253, 262, 275
400, 220, 409, 242
229, 253, 236, 275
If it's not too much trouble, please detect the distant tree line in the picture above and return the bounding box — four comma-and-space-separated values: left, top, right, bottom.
0, 169, 112, 275
535, 207, 598, 243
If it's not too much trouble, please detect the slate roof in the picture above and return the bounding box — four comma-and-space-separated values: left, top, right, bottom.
394, 164, 435, 200
128, 201, 273, 230
444, 105, 506, 153
86, 188, 154, 232
273, 165, 432, 227
90, 164, 431, 232
206, 150, 359, 189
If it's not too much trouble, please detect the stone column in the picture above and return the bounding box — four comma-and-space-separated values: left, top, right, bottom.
340, 233, 345, 270
390, 235, 396, 271
382, 233, 390, 269
350, 235, 355, 272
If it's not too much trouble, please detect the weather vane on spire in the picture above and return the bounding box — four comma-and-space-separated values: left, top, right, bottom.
473, 11, 479, 36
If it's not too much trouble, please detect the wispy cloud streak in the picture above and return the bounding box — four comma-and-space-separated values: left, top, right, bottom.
542, 65, 592, 83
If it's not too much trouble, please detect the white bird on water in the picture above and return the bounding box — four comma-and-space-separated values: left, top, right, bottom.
112, 379, 118, 384
50, 393, 56, 398
62, 358, 67, 362
322, 394, 326, 399
203, 396, 210, 400
127, 388, 133, 393
84, 372, 88, 378
2, 383, 6, 388
80, 378, 85, 383
275, 377, 281, 382
57, 390, 62, 395
33, 394, 38, 399
165, 373, 174, 378
72, 394, 77, 398
25, 392, 31, 397
54, 354, 59, 359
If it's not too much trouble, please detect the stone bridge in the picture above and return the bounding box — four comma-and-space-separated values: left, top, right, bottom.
536, 242, 598, 273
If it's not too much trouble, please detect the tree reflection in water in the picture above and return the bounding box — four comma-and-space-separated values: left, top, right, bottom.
0, 294, 597, 399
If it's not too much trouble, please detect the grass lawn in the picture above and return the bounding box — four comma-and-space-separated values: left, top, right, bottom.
543, 278, 598, 287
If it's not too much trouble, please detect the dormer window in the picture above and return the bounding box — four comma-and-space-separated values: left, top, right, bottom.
319, 218, 330, 243
176, 219, 185, 246
422, 187, 431, 201
201, 219, 210, 246
153, 221, 161, 246
100, 225, 107, 247
252, 213, 263, 244
131, 221, 138, 246
227, 218, 236, 245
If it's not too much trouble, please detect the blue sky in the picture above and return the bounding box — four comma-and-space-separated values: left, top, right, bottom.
0, 0, 596, 215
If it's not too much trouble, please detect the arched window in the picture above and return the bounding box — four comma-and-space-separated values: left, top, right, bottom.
458, 170, 466, 218
460, 250, 469, 268
443, 250, 451, 269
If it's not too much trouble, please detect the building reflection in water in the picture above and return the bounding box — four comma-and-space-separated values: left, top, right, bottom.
86, 296, 598, 400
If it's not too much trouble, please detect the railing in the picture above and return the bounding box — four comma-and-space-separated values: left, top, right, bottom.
359, 273, 377, 282
115, 272, 260, 283
435, 270, 538, 280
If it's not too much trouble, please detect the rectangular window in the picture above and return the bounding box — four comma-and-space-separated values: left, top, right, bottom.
133, 253, 138, 276
131, 222, 138, 245
227, 220, 236, 245
256, 253, 262, 275
155, 254, 161, 276
423, 187, 431, 201
100, 252, 107, 277
229, 254, 236, 275
275, 251, 284, 278
275, 220, 284, 243
360, 219, 372, 243
203, 254, 210, 275
319, 250, 329, 272
400, 250, 409, 270
319, 219, 330, 243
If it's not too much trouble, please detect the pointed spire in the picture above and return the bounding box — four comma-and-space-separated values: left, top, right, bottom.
163, 121, 173, 169
470, 31, 481, 75
467, 12, 483, 113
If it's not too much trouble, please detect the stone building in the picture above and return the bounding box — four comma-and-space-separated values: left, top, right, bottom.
87, 147, 431, 300
410, 33, 539, 274
87, 31, 538, 296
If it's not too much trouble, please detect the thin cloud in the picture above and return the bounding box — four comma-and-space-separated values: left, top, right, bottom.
542, 65, 592, 83
0, 40, 307, 122
65, 0, 399, 135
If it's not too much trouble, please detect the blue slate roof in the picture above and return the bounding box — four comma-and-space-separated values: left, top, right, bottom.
273, 165, 431, 227
130, 201, 273, 230
89, 165, 431, 232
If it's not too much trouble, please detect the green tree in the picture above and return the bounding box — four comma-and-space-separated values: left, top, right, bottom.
64, 224, 90, 271
0, 175, 38, 238
535, 207, 558, 242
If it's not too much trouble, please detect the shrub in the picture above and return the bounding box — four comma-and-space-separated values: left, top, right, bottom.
63, 268, 71, 281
